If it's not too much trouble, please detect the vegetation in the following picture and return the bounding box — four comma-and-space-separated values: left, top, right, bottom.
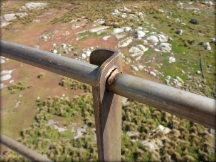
1, 92, 215, 161
37, 73, 46, 79
7, 81, 32, 94
59, 77, 92, 92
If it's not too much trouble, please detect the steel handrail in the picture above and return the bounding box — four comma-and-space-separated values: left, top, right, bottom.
0, 134, 52, 162
1, 40, 215, 161
1, 40, 215, 129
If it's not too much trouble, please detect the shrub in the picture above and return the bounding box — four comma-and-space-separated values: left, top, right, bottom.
37, 73, 45, 79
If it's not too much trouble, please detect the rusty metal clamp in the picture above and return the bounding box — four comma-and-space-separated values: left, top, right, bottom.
90, 48, 122, 162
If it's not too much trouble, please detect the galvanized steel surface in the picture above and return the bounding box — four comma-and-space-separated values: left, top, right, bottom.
1, 134, 52, 162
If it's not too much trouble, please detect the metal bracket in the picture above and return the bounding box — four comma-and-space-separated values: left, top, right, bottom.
90, 48, 122, 161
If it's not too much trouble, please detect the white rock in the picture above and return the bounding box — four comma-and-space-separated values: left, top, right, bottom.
131, 65, 139, 71
196, 70, 201, 75
118, 37, 133, 47
137, 45, 148, 52
125, 57, 131, 64
0, 58, 5, 64
3, 14, 17, 21
129, 46, 142, 53
131, 52, 142, 57
158, 9, 164, 13
114, 33, 127, 40
24, 2, 48, 10
122, 6, 130, 12
122, 97, 129, 106
85, 51, 91, 57
177, 29, 183, 35
102, 35, 110, 41
169, 56, 176, 63
160, 43, 172, 52
204, 42, 211, 50
74, 127, 86, 139
210, 37, 216, 42
53, 49, 58, 54
146, 35, 159, 44
163, 128, 171, 134
149, 71, 156, 77
113, 28, 125, 34
141, 141, 156, 150
123, 26, 132, 32
14, 101, 21, 108
1, 70, 13, 76
137, 12, 144, 17
121, 13, 127, 18
61, 43, 67, 49
176, 76, 184, 83
9, 80, 14, 83
135, 56, 141, 61
81, 53, 87, 59
181, 70, 185, 74
157, 34, 168, 42
1, 21, 10, 28
89, 26, 109, 33
47, 119, 55, 126
126, 131, 139, 137
138, 65, 144, 70
54, 125, 67, 132
94, 19, 105, 25
166, 76, 171, 80
112, 9, 121, 15
154, 48, 160, 52
173, 79, 178, 85
143, 40, 148, 45
135, 30, 145, 39
3, 13, 27, 22
0, 83, 6, 89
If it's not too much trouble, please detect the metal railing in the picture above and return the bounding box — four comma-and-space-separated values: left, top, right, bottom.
1, 40, 215, 161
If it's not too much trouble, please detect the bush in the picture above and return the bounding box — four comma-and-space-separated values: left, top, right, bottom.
37, 73, 45, 79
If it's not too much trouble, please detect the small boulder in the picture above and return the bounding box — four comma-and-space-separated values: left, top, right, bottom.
190, 19, 198, 24
131, 65, 139, 71
169, 57, 176, 63
135, 30, 145, 39
196, 70, 201, 75
53, 49, 58, 54
159, 43, 172, 52
81, 53, 87, 59
204, 42, 211, 50
209, 37, 216, 43
149, 71, 156, 77
146, 35, 159, 44
176, 29, 183, 35
157, 34, 168, 43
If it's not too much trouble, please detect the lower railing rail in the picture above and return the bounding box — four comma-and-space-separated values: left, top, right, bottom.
1, 40, 215, 161
0, 134, 52, 162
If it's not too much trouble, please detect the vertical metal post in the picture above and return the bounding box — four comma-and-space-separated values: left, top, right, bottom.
90, 49, 122, 161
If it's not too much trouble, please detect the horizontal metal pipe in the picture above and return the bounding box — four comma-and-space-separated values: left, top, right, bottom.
1, 40, 215, 129
0, 134, 52, 162
0, 40, 98, 86
108, 73, 216, 129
